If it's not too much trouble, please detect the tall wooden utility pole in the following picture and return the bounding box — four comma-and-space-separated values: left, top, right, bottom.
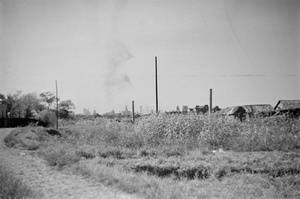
209, 88, 212, 115
56, 80, 59, 129
155, 56, 158, 113
132, 101, 135, 123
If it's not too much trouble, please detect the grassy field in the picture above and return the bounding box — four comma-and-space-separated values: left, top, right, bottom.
0, 164, 40, 199
5, 114, 300, 198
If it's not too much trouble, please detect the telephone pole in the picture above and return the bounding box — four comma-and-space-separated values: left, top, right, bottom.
132, 101, 135, 123
155, 56, 158, 113
209, 88, 212, 115
56, 80, 59, 129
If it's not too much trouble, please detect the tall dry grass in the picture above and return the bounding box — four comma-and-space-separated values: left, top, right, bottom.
34, 114, 300, 198
0, 164, 41, 199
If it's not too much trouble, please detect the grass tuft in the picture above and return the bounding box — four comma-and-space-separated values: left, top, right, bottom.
0, 164, 41, 199
40, 143, 81, 168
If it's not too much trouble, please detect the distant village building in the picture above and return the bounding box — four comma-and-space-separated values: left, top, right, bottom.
176, 105, 180, 113
274, 100, 300, 117
226, 106, 246, 121
195, 105, 209, 115
242, 104, 274, 118
110, 110, 115, 116
166, 104, 219, 115
166, 105, 181, 115
182, 106, 188, 114
221, 104, 274, 121
122, 105, 131, 116
212, 106, 221, 112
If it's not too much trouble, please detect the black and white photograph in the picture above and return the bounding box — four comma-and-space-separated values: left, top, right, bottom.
1, 0, 300, 198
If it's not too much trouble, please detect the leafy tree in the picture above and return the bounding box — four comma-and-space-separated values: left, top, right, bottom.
59, 100, 75, 119
2, 91, 43, 118
93, 110, 97, 116
0, 93, 5, 101
59, 100, 75, 111
6, 91, 22, 118
37, 109, 57, 126
39, 92, 56, 109
5, 94, 15, 114
83, 108, 91, 116
19, 93, 41, 118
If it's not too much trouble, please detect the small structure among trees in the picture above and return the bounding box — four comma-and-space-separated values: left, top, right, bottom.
220, 104, 274, 121
274, 100, 300, 117
242, 104, 274, 118
225, 106, 246, 121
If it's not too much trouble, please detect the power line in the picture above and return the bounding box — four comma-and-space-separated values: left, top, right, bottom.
157, 74, 297, 78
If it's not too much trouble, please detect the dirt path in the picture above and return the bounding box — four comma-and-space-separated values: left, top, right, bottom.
0, 128, 139, 199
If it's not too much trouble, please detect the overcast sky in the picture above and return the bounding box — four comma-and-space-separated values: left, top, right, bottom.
1, 0, 299, 114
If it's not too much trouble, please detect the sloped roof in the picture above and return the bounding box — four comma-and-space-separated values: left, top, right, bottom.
220, 104, 274, 116
274, 100, 300, 111
228, 106, 244, 115
219, 106, 243, 116
242, 104, 274, 114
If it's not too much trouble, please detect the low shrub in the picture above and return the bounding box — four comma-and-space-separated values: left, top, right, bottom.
75, 150, 95, 159
4, 128, 41, 150
40, 143, 81, 169
36, 109, 57, 127
0, 164, 41, 199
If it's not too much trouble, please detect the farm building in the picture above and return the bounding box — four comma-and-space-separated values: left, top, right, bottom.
242, 104, 274, 118
274, 100, 300, 117
220, 104, 274, 121
195, 105, 209, 115
229, 106, 246, 121
219, 106, 246, 121
212, 106, 221, 112
182, 106, 188, 113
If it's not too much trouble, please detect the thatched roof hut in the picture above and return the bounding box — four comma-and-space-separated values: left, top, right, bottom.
241, 104, 274, 116
274, 100, 300, 111
220, 104, 274, 119
221, 106, 246, 121
228, 106, 245, 115
219, 106, 245, 116
218, 106, 235, 116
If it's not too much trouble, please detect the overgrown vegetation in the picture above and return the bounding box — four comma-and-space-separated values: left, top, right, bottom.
0, 91, 75, 127
0, 164, 41, 199
6, 114, 300, 198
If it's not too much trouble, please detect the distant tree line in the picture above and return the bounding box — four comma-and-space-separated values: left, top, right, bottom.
0, 91, 75, 126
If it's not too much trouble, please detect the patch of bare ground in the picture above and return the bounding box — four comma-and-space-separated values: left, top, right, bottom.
0, 128, 139, 199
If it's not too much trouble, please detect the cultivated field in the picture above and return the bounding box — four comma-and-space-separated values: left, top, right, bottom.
4, 114, 300, 199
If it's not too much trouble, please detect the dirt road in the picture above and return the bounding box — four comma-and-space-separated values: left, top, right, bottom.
0, 128, 138, 199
